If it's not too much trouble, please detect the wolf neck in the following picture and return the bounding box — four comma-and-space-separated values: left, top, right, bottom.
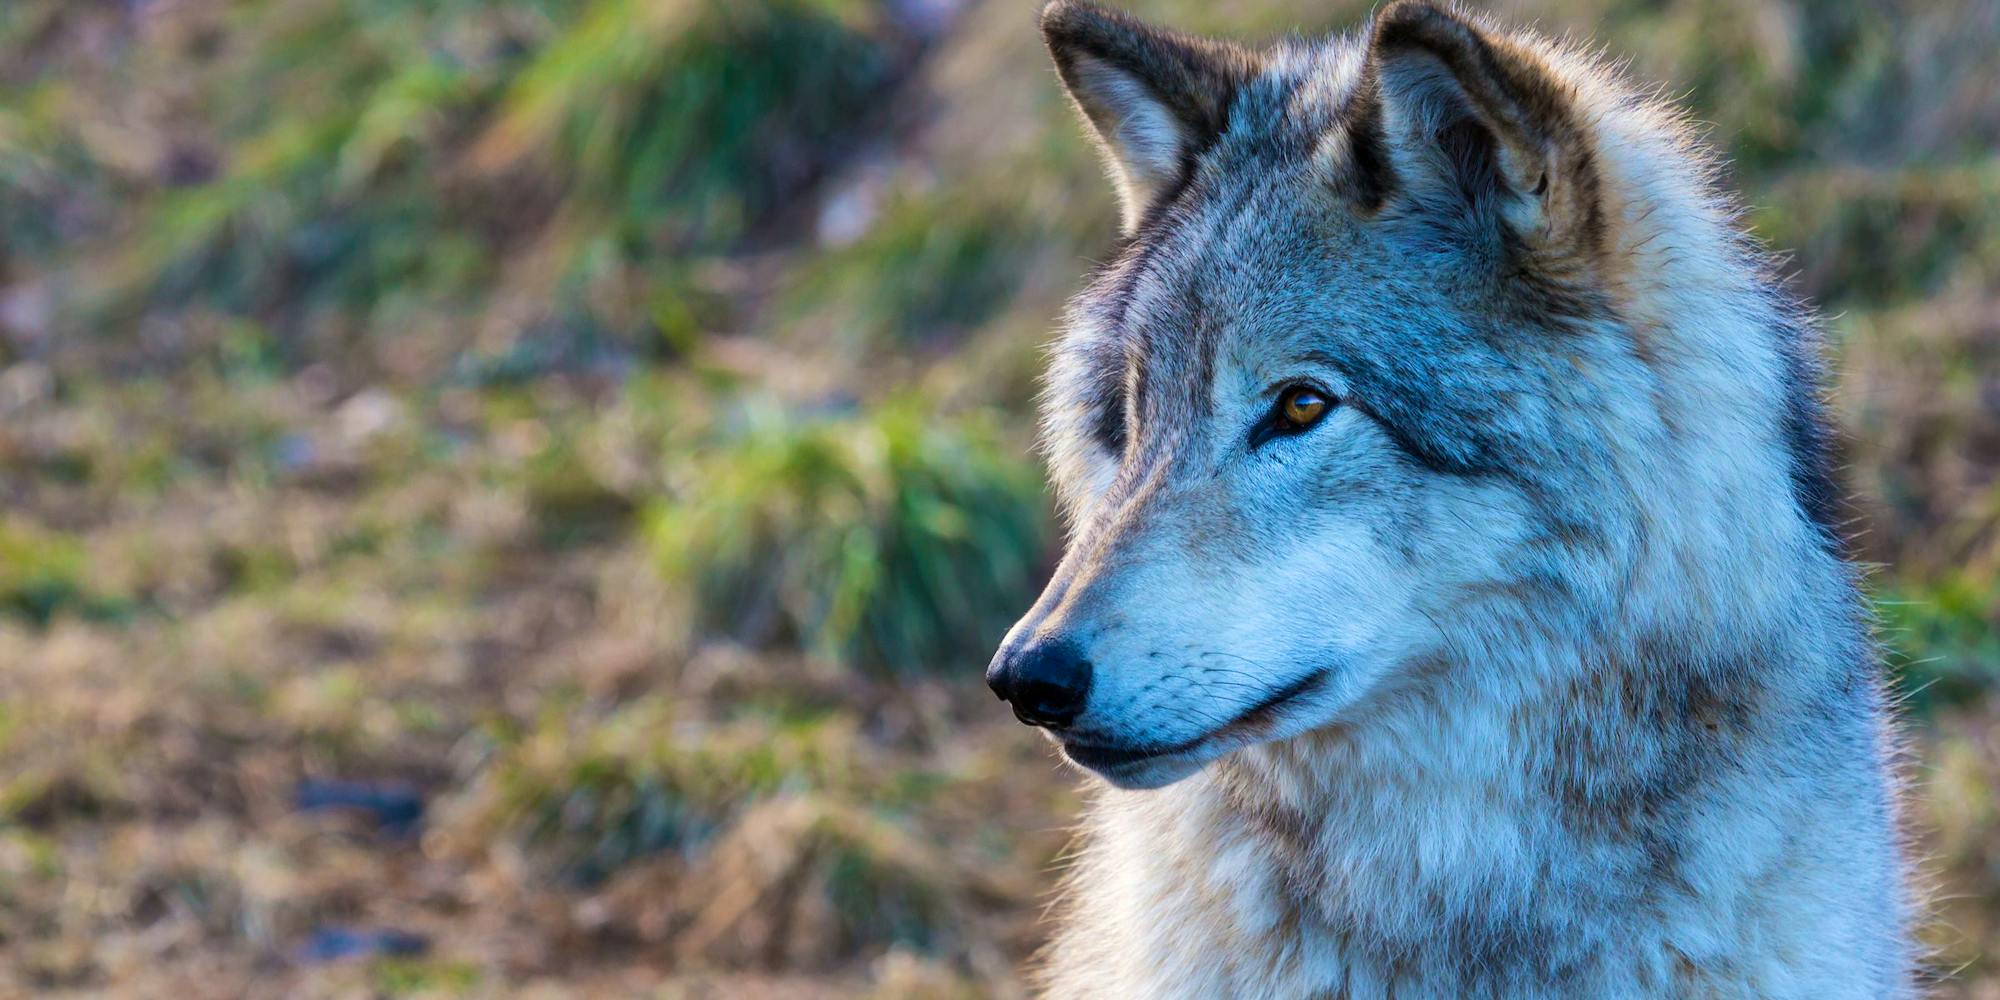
1059, 604, 1886, 992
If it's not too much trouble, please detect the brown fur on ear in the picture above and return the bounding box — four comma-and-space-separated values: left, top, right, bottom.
1363, 1, 1605, 263
1041, 1, 1262, 231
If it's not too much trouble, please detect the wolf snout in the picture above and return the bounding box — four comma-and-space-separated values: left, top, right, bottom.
986, 636, 1092, 729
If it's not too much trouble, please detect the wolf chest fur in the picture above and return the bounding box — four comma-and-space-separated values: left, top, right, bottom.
981, 2, 1917, 996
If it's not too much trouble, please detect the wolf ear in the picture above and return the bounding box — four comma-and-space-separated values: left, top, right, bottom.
1041, 1, 1261, 232
1360, 1, 1602, 256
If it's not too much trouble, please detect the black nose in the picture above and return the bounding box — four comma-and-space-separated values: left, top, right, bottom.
986, 638, 1091, 729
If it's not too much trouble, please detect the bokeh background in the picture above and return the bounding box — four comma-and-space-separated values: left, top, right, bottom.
0, 0, 1995, 995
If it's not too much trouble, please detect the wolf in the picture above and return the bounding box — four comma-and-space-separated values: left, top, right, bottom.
983, 1, 1917, 995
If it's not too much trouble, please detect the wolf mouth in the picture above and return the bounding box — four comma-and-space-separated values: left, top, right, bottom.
1060, 670, 1330, 770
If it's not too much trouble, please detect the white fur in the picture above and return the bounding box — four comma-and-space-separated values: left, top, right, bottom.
1071, 53, 1197, 230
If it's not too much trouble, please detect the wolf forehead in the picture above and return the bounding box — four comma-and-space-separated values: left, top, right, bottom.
1048, 57, 1608, 483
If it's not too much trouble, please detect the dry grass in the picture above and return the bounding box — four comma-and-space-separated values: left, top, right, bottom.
0, 0, 1996, 995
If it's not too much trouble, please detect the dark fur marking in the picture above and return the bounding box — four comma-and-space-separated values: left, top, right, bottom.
1344, 395, 1481, 477
1769, 308, 1848, 554
1093, 382, 1128, 454
1335, 72, 1398, 213
1541, 640, 1767, 903
1125, 346, 1151, 458
1437, 115, 1504, 207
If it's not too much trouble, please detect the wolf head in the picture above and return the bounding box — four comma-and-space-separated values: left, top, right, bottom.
987, 1, 1845, 790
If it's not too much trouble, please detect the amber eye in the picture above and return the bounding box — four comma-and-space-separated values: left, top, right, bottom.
1278, 385, 1332, 429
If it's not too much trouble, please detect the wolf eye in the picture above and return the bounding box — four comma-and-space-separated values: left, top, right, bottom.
1279, 386, 1332, 428
1249, 384, 1338, 448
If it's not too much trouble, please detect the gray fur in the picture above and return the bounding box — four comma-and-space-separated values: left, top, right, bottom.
992, 1, 1917, 996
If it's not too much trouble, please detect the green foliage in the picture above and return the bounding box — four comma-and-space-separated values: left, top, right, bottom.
520, 428, 637, 548
1880, 575, 2000, 714
649, 399, 1048, 673
470, 698, 867, 882
371, 958, 482, 996
3, 0, 908, 369
818, 828, 953, 952
777, 191, 1036, 349
0, 518, 134, 626
1754, 166, 2000, 309
481, 0, 899, 250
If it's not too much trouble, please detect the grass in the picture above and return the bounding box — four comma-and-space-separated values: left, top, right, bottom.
0, 516, 136, 626
774, 190, 1040, 352
454, 696, 874, 882
0, 0, 1994, 994
649, 398, 1048, 673
2, 0, 917, 380
1881, 575, 2000, 715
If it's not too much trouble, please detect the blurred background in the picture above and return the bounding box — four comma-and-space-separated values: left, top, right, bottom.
0, 0, 1994, 995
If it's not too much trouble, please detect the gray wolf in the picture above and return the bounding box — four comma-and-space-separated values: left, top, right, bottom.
983, 1, 1916, 995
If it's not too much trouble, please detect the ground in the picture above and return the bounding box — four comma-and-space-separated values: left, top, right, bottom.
0, 0, 1996, 996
